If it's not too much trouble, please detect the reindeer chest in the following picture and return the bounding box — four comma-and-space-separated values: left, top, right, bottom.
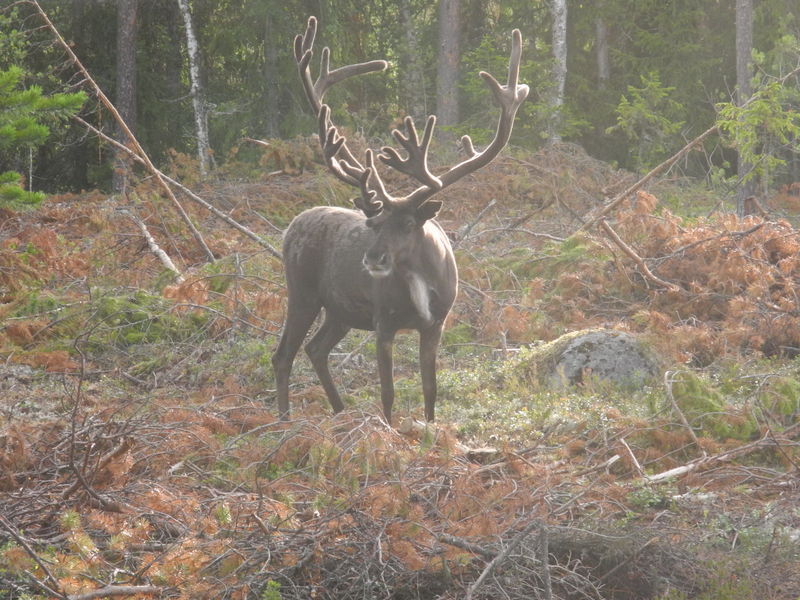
373, 270, 438, 330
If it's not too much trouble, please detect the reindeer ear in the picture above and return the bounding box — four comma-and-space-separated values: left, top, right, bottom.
415, 200, 442, 223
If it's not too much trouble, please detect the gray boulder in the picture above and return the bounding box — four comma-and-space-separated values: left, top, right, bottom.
515, 329, 662, 390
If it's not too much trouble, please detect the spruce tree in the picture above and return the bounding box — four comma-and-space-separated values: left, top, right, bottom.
0, 66, 86, 210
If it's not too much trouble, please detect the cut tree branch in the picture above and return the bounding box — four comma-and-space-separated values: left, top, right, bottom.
599, 219, 680, 292
0, 515, 67, 599
465, 517, 543, 600
646, 421, 800, 483
123, 209, 185, 281
75, 116, 282, 260
579, 63, 800, 232
67, 585, 164, 600
29, 0, 215, 263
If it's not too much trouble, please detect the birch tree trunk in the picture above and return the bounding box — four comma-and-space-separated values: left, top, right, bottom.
112, 0, 138, 194
735, 0, 755, 215
177, 0, 211, 176
436, 0, 460, 127
549, 0, 567, 144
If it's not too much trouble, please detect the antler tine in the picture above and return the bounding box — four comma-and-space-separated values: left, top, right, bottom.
340, 149, 390, 217
379, 116, 443, 194
406, 28, 529, 206
294, 17, 387, 114
294, 15, 317, 62
316, 105, 358, 184
314, 48, 388, 104
459, 135, 477, 158
294, 16, 395, 212
318, 105, 391, 213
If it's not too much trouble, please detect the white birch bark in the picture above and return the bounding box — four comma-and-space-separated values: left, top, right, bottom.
549, 0, 567, 143
177, 0, 211, 176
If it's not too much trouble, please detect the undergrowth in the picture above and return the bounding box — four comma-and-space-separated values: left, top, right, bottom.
1, 144, 799, 598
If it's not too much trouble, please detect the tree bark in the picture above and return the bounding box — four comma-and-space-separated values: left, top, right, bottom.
112, 0, 138, 194
595, 16, 610, 89
736, 0, 755, 215
165, 2, 183, 144
263, 11, 281, 137
436, 0, 460, 127
177, 0, 211, 176
549, 0, 567, 144
401, 0, 426, 119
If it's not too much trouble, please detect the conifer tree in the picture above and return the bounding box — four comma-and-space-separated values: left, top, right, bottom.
0, 66, 85, 210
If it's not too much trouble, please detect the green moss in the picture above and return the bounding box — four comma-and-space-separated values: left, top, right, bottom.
90, 289, 210, 349
758, 376, 800, 422
671, 372, 758, 441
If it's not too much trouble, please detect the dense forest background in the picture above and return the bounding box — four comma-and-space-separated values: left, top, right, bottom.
2, 0, 799, 199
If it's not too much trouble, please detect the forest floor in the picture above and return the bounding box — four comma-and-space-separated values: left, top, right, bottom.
1, 141, 799, 599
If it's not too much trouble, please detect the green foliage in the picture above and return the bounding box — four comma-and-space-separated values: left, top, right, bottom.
670, 372, 758, 441
716, 73, 800, 186
607, 72, 686, 171
90, 289, 210, 349
0, 65, 85, 209
758, 375, 800, 423
214, 503, 233, 526
626, 484, 672, 510
0, 170, 43, 210
59, 510, 81, 532
260, 579, 283, 600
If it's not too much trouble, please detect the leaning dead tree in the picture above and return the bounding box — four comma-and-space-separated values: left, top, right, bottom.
25, 1, 215, 269
22, 0, 296, 269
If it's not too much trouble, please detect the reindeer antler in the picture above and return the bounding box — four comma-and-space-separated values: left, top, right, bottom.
294, 16, 392, 212
404, 28, 529, 207
295, 17, 529, 215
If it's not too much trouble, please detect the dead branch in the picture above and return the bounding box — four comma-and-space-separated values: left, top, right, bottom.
243, 137, 272, 149
67, 585, 164, 600
599, 219, 680, 292
29, 0, 215, 263
0, 515, 66, 599
465, 517, 543, 600
618, 437, 645, 477
646, 421, 800, 483
437, 533, 495, 559
122, 209, 184, 282
74, 116, 283, 260
663, 371, 704, 455
454, 198, 496, 248
580, 125, 719, 232
657, 221, 764, 262
61, 437, 135, 501
538, 525, 553, 600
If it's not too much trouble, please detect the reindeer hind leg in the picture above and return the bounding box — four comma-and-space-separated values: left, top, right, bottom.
305, 311, 350, 413
272, 296, 321, 418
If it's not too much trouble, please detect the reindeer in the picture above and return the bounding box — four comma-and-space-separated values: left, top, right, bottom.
272, 16, 528, 423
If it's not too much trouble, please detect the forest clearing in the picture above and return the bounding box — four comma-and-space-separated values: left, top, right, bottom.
2, 141, 800, 599
2, 1, 800, 599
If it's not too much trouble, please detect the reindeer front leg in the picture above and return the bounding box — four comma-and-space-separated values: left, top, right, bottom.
376, 326, 397, 424
420, 321, 444, 422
